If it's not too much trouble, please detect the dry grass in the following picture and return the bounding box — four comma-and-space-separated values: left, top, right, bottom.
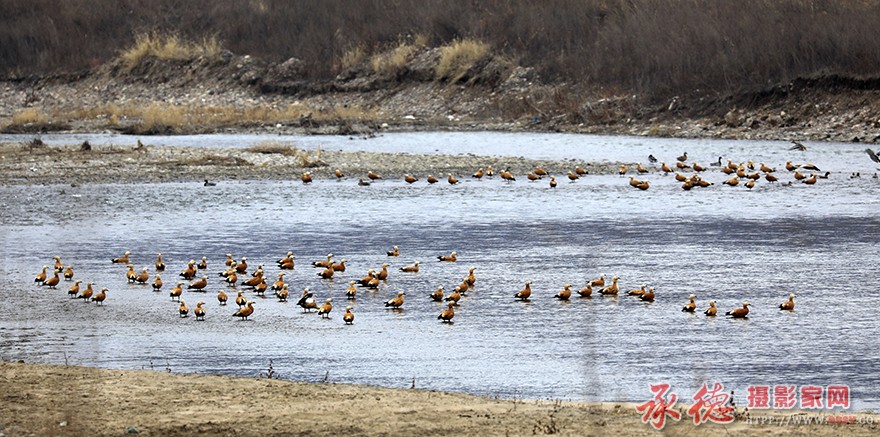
370, 40, 421, 76
435, 39, 490, 83
120, 32, 222, 71
340, 45, 367, 71
11, 108, 49, 125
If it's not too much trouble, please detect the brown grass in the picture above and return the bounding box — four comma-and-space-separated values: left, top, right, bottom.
11, 108, 48, 125
435, 39, 490, 83
120, 32, 222, 71
370, 40, 421, 76
247, 141, 300, 156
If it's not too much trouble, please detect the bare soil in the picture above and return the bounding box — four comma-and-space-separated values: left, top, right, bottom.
1, 361, 876, 437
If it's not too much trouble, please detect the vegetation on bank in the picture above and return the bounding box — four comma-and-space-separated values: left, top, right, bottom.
3, 0, 880, 98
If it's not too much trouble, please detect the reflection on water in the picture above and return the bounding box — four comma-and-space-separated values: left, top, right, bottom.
1, 133, 880, 410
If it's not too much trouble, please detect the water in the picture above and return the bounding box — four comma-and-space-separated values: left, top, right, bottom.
1, 131, 879, 410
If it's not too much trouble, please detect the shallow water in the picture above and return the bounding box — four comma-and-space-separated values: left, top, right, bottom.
2, 132, 880, 410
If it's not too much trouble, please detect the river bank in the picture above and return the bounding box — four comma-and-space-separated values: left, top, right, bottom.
1, 361, 876, 436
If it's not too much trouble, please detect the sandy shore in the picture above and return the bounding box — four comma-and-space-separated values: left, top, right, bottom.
0, 361, 876, 436
0, 140, 617, 186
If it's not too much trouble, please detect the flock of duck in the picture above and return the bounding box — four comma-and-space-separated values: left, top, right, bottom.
293, 149, 840, 191
33, 242, 796, 325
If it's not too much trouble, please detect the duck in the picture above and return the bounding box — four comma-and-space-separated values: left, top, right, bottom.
235, 257, 248, 274
793, 170, 806, 180
188, 276, 208, 291
674, 172, 687, 182
111, 251, 131, 264
400, 261, 419, 273
387, 245, 400, 256
332, 259, 347, 272
345, 281, 357, 299
235, 291, 247, 308
676, 151, 688, 162
301, 172, 313, 184
151, 274, 163, 291
760, 162, 775, 173
357, 270, 375, 286
335, 169, 345, 179
366, 273, 380, 289
639, 287, 655, 302
279, 257, 295, 270
358, 178, 372, 186
343, 306, 355, 325
272, 273, 286, 291
676, 161, 691, 170
77, 282, 94, 301
194, 302, 206, 321
745, 179, 756, 190
626, 284, 646, 297
224, 271, 238, 287
254, 279, 268, 296
802, 173, 817, 185
431, 286, 444, 302
486, 165, 495, 177
726, 301, 750, 318
170, 282, 183, 301
438, 302, 455, 323
534, 166, 548, 176
67, 280, 81, 297
155, 253, 165, 271
723, 176, 739, 186
577, 284, 593, 297
648, 154, 658, 163
500, 169, 516, 182
599, 276, 619, 295
367, 171, 382, 180
178, 300, 189, 318
629, 176, 642, 188
217, 290, 228, 305
404, 174, 418, 184
318, 298, 333, 318
636, 163, 649, 174
472, 167, 484, 179
91, 288, 107, 305
692, 162, 705, 172
660, 162, 673, 174
297, 289, 318, 312
636, 180, 650, 190
527, 172, 540, 182
802, 163, 821, 171
125, 265, 137, 283
313, 253, 333, 268
443, 286, 461, 305
711, 156, 723, 166
765, 173, 778, 183
233, 301, 254, 320
589, 274, 605, 288
704, 300, 717, 317
224, 253, 235, 267
204, 179, 217, 186
682, 294, 697, 312
575, 166, 588, 175
197, 257, 208, 270
377, 262, 390, 280
447, 174, 459, 185
43, 272, 60, 289
567, 171, 579, 181
277, 251, 294, 267
549, 176, 557, 188
456, 280, 469, 295
785, 161, 800, 171
385, 291, 405, 308
52, 256, 64, 272
317, 264, 335, 280
34, 265, 48, 283
779, 293, 795, 311
555, 284, 572, 301
242, 272, 262, 288
180, 260, 197, 280
426, 175, 439, 184
515, 280, 532, 301
465, 267, 476, 286
618, 165, 627, 176
63, 266, 74, 280
819, 171, 831, 179
437, 251, 457, 262
135, 268, 150, 284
